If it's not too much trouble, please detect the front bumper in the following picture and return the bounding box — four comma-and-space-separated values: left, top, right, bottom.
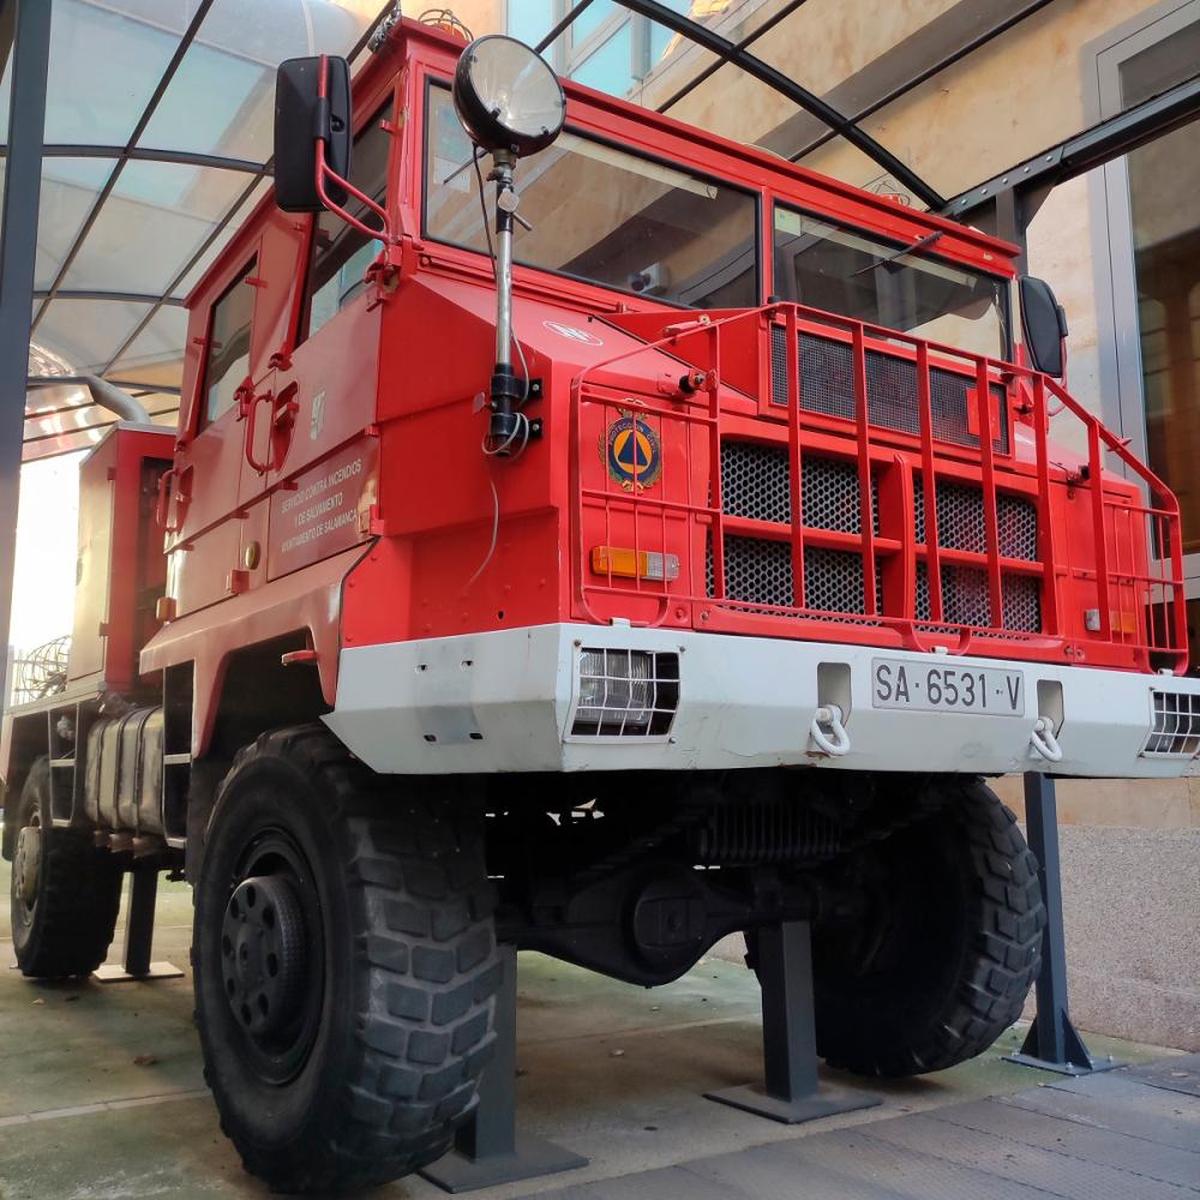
325, 623, 1200, 778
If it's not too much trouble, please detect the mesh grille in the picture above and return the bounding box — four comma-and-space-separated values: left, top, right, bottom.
915, 563, 1041, 632
1142, 691, 1200, 757
720, 442, 878, 533
770, 326, 1009, 453
914, 481, 1039, 561
708, 536, 882, 615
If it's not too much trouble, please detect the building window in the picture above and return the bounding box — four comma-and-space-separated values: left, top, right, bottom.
511, 0, 692, 96
1087, 0, 1200, 667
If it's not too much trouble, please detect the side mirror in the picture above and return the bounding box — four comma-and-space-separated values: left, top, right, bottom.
274, 56, 352, 213
1018, 275, 1068, 378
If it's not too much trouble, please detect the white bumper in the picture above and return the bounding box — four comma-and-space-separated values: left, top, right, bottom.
325, 623, 1200, 779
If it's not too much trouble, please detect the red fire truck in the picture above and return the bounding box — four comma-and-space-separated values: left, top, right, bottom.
4, 14, 1199, 1194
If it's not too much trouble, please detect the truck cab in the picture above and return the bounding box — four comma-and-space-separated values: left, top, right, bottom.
4, 17, 1198, 1195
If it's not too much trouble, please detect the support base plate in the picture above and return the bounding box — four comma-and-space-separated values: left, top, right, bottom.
1003, 1051, 1122, 1076
706, 1082, 880, 1125
419, 1132, 587, 1193
92, 961, 184, 983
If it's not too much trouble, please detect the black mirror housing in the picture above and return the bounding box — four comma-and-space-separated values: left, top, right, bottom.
1018, 275, 1068, 378
274, 56, 352, 213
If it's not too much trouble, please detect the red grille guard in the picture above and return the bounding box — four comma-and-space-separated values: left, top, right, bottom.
570, 303, 1188, 674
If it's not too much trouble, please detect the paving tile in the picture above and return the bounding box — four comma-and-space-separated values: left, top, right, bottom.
930, 1097, 1200, 1187
1006, 1082, 1200, 1152
1127, 1054, 1200, 1099
865, 1109, 1193, 1200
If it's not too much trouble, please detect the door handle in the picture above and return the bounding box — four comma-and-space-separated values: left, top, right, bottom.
241, 388, 274, 475
241, 383, 300, 475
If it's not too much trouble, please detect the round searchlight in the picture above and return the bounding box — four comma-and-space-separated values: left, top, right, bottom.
453, 35, 565, 157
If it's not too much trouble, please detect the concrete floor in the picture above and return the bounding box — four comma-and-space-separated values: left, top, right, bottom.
0, 857, 1190, 1199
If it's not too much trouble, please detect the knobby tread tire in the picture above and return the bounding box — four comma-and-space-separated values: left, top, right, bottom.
11, 757, 123, 979
812, 778, 1046, 1077
194, 724, 500, 1195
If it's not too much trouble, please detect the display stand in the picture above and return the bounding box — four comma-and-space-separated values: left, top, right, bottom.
706, 919, 879, 1123
420, 944, 587, 1193
92, 866, 183, 983
1004, 773, 1118, 1075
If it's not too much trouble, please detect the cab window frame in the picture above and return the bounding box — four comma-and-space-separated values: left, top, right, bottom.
198, 255, 258, 433
298, 101, 393, 345
419, 77, 762, 311
770, 200, 1013, 360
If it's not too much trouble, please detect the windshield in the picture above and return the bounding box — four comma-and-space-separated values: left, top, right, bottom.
424, 85, 758, 309
772, 207, 1009, 358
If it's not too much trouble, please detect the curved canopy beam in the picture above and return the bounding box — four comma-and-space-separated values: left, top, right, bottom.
611, 0, 947, 210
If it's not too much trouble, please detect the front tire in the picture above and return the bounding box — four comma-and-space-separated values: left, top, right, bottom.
11, 756, 123, 978
193, 726, 500, 1194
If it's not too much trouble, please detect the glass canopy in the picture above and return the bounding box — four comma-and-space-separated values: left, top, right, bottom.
6, 0, 1137, 460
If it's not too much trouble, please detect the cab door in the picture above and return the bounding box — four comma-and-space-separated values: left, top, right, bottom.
265, 105, 394, 581
237, 209, 310, 510
166, 251, 261, 616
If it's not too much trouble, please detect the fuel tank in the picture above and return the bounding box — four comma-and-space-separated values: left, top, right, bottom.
84, 706, 165, 834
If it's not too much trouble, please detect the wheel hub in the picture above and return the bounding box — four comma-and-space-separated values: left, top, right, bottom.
220, 875, 307, 1040
13, 825, 41, 907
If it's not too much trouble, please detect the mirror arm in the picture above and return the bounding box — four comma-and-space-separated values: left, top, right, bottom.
314, 137, 394, 243
312, 54, 395, 244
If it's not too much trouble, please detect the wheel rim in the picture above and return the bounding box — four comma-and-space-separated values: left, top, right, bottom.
12, 818, 41, 924
220, 831, 324, 1084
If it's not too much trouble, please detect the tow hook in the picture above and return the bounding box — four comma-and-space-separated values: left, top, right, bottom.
809, 704, 851, 756
1029, 717, 1063, 762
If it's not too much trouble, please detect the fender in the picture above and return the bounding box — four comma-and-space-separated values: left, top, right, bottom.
139, 543, 369, 757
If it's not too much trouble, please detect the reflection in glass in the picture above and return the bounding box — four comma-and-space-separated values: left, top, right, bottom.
425, 87, 757, 310
772, 207, 1008, 357
573, 22, 634, 95
303, 108, 391, 341
1128, 117, 1200, 554
203, 258, 256, 426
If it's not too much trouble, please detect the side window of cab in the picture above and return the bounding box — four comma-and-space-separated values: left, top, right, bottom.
200, 257, 257, 428
300, 105, 391, 342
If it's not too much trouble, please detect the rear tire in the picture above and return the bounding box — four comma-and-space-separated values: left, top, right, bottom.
747, 778, 1045, 1077
815, 778, 1045, 1076
193, 725, 500, 1195
10, 756, 123, 978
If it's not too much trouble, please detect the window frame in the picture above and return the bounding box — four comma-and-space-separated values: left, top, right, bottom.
1084, 0, 1200, 598
770, 200, 1013, 361
297, 100, 394, 346
420, 77, 762, 312
197, 254, 258, 434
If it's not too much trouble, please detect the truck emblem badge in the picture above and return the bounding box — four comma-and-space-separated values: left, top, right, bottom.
310, 391, 326, 440
602, 411, 662, 491
544, 320, 603, 346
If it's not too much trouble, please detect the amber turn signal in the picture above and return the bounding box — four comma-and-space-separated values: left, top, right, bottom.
591, 546, 680, 582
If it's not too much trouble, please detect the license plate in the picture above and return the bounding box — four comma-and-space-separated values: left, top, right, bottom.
871, 658, 1024, 716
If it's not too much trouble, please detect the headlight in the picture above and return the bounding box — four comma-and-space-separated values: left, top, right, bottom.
452, 35, 566, 157
572, 649, 680, 738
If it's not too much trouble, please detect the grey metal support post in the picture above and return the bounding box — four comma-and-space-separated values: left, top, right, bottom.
122, 866, 159, 978
93, 867, 184, 984
0, 0, 51, 699
1005, 773, 1118, 1075
707, 920, 879, 1123
420, 945, 587, 1193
